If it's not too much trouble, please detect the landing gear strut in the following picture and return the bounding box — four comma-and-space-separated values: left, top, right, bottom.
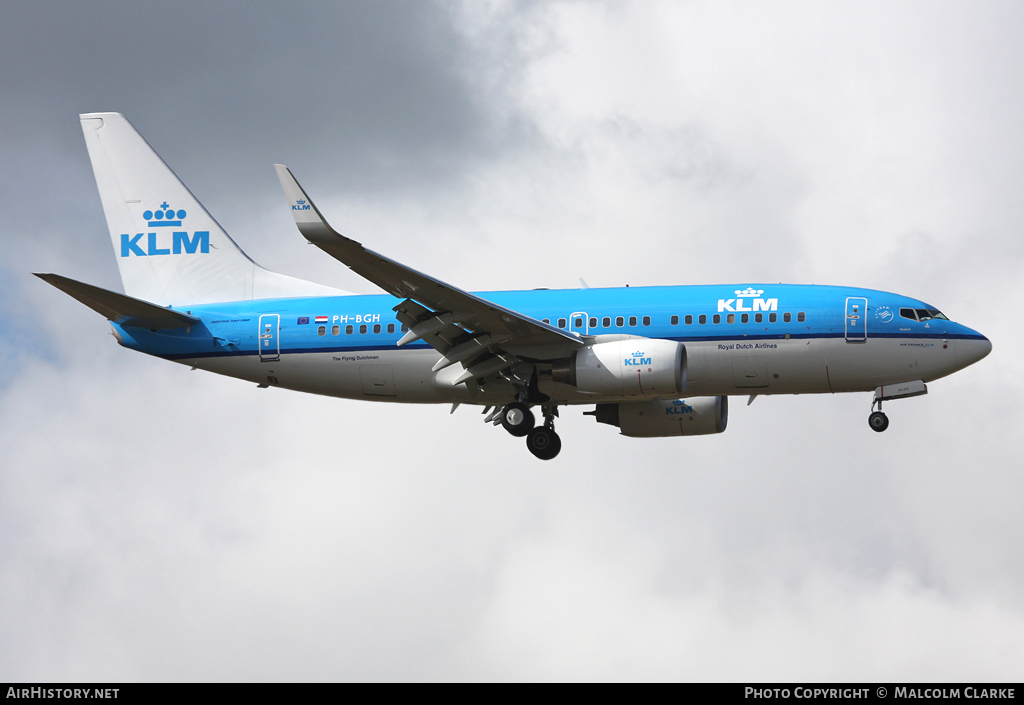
526, 405, 561, 460
868, 399, 889, 433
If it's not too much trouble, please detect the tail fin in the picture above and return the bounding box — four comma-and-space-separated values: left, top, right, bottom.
80, 112, 348, 305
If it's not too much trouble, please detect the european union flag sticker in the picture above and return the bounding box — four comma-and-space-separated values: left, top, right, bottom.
297, 317, 310, 325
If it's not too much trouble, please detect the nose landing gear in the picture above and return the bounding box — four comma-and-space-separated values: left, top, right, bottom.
868, 409, 889, 432
868, 397, 889, 432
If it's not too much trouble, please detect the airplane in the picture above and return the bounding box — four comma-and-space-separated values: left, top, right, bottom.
36, 113, 992, 460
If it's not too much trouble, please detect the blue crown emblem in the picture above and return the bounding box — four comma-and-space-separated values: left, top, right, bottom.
143, 202, 186, 227
296, 199, 306, 205
632, 350, 645, 357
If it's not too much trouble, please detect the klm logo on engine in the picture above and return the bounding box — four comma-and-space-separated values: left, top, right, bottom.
120, 201, 209, 257
292, 199, 311, 211
718, 287, 778, 313
665, 400, 695, 415
624, 350, 652, 366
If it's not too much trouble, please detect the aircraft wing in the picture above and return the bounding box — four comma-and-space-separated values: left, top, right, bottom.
35, 273, 200, 330
275, 165, 583, 380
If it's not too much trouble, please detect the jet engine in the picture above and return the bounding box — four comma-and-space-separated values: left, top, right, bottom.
588, 396, 729, 437
551, 338, 686, 398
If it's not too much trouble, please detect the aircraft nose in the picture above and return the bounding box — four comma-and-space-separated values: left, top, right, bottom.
956, 334, 992, 369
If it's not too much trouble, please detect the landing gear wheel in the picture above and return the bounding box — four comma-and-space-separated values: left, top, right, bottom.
868, 411, 889, 433
526, 427, 561, 460
501, 402, 535, 437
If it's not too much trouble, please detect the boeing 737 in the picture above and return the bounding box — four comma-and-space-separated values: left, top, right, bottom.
37, 113, 992, 459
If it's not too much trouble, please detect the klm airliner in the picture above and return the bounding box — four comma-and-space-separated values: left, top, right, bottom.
38, 113, 992, 459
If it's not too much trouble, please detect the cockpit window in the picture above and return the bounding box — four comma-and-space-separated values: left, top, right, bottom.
901, 307, 950, 323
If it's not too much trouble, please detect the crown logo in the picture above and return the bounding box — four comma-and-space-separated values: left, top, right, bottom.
735, 287, 764, 297
296, 199, 306, 205
632, 350, 645, 357
143, 202, 186, 227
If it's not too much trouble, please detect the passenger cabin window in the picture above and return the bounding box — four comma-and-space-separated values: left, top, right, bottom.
359, 324, 367, 334
346, 325, 354, 335
373, 324, 381, 334
317, 326, 326, 336
387, 323, 395, 334
574, 317, 584, 329
629, 316, 637, 326
589, 317, 597, 328
755, 313, 763, 323
727, 313, 735, 324
713, 314, 721, 324
699, 314, 707, 324
642, 316, 651, 326
784, 312, 792, 323
616, 316, 624, 327
558, 318, 567, 329
797, 312, 805, 322
685, 314, 693, 325
671, 315, 679, 325
741, 313, 749, 323
603, 317, 611, 327
401, 324, 409, 333
769, 313, 777, 323
542, 318, 550, 324
332, 325, 340, 336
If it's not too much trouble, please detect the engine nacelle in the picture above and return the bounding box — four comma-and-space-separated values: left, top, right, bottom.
551, 338, 686, 399
589, 396, 729, 437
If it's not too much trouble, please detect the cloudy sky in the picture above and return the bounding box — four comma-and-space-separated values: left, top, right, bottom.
2, 0, 1022, 681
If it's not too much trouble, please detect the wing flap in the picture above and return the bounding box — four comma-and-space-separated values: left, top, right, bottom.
35, 273, 200, 330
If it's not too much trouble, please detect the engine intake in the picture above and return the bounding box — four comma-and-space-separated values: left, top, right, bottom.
551, 338, 686, 399
589, 396, 729, 437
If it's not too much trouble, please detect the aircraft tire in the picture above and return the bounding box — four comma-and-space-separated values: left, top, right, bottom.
526, 427, 561, 460
501, 402, 535, 437
868, 411, 889, 433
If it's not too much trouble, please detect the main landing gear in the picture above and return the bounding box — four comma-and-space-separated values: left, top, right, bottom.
868, 398, 889, 433
497, 402, 561, 460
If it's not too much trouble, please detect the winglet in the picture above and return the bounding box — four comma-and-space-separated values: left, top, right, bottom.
274, 164, 343, 245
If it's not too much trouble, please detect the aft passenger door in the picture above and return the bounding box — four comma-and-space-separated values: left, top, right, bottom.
845, 298, 867, 343
258, 314, 280, 360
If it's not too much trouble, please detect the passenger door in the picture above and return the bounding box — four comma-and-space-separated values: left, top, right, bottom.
258, 314, 280, 361
845, 297, 867, 343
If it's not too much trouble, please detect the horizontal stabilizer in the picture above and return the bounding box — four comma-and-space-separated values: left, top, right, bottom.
35, 273, 200, 329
